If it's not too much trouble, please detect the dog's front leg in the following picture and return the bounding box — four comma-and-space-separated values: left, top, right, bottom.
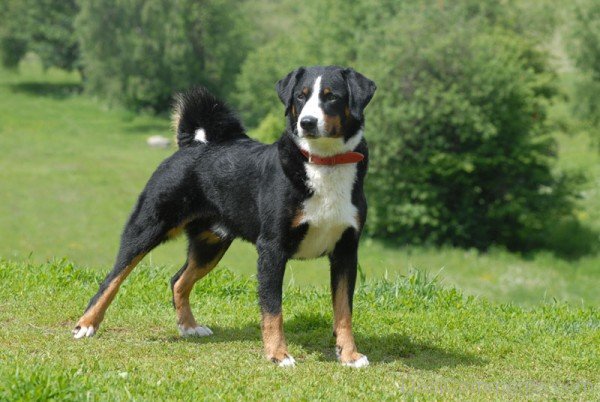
329, 229, 369, 368
256, 238, 294, 367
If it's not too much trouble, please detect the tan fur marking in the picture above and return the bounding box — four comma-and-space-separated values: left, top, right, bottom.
323, 87, 332, 95
261, 313, 289, 362
302, 87, 309, 96
333, 279, 363, 363
291, 210, 305, 228
168, 217, 200, 239
324, 114, 343, 138
174, 246, 228, 330
291, 104, 297, 118
77, 254, 145, 328
197, 231, 222, 245
167, 225, 185, 239
345, 106, 350, 118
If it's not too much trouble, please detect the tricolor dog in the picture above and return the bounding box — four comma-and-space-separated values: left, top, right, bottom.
73, 66, 376, 368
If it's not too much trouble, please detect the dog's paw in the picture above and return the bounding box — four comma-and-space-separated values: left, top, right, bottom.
336, 346, 369, 368
72, 325, 96, 339
178, 325, 213, 337
342, 354, 369, 368
273, 355, 296, 367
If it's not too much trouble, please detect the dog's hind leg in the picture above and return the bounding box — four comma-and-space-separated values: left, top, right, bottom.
170, 225, 231, 336
73, 195, 193, 339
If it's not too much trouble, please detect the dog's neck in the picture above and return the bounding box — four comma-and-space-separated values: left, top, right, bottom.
291, 129, 364, 157
277, 131, 366, 192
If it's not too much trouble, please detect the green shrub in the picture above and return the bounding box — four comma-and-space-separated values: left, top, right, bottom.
0, 36, 27, 69
359, 13, 574, 250
0, 0, 79, 71
76, 0, 250, 113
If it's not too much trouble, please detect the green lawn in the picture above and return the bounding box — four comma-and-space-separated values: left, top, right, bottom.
0, 259, 598, 400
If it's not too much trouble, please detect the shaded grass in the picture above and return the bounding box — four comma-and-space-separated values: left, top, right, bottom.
9, 81, 82, 99
0, 259, 598, 400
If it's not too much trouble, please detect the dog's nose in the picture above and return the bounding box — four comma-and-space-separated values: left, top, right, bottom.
300, 116, 318, 131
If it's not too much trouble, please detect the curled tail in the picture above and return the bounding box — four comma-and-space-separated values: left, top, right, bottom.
172, 87, 246, 148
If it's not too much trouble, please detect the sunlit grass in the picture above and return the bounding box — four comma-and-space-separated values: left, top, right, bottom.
0, 260, 598, 400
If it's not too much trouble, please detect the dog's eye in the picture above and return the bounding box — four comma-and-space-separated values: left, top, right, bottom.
324, 93, 339, 102
297, 93, 306, 101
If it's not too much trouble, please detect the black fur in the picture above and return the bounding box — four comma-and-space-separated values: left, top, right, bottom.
77, 65, 376, 363
174, 87, 246, 147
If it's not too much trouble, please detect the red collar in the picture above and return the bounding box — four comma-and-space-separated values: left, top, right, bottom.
300, 148, 364, 165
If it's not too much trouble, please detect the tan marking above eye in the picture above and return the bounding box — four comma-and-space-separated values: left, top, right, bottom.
302, 87, 309, 95
323, 87, 332, 95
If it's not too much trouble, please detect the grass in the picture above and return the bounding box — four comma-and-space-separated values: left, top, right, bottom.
0, 259, 598, 400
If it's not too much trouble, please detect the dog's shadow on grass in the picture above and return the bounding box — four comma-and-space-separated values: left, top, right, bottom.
157, 312, 486, 370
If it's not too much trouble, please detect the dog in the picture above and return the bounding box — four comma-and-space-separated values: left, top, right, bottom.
72, 65, 376, 368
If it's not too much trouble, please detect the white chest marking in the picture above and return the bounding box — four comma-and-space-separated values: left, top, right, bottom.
292, 163, 358, 259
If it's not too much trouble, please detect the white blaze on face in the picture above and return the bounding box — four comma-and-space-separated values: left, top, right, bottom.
297, 76, 324, 136
294, 74, 364, 156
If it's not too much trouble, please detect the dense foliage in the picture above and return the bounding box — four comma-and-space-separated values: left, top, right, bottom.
0, 0, 79, 71
362, 24, 570, 249
76, 0, 249, 112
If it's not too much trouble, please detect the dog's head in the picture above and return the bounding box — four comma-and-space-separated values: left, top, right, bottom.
276, 66, 376, 155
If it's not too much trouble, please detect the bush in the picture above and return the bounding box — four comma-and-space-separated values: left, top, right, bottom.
76, 0, 250, 113
0, 0, 79, 71
358, 12, 573, 250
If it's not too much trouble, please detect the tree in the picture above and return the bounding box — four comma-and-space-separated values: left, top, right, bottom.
76, 0, 250, 112
357, 10, 572, 250
0, 0, 79, 71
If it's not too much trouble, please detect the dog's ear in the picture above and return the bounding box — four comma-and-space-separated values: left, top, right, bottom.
276, 67, 305, 115
342, 68, 377, 121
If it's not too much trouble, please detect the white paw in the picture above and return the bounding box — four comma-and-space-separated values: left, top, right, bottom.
342, 355, 369, 368
73, 325, 96, 339
278, 356, 296, 367
178, 325, 213, 337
